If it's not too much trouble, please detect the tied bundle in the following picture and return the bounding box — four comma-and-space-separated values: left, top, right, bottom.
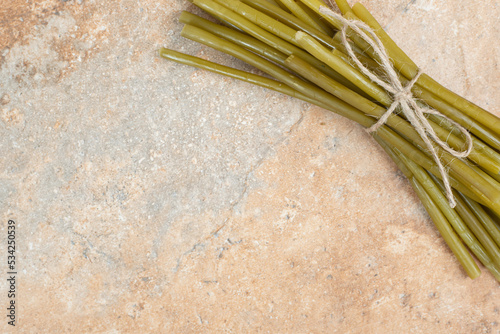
315, 6, 474, 208
160, 0, 500, 281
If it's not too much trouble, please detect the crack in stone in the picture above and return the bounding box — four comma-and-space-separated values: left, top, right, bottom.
172, 218, 229, 273
71, 230, 116, 265
172, 111, 305, 273
403, 0, 417, 13
383, 0, 417, 30
228, 111, 305, 215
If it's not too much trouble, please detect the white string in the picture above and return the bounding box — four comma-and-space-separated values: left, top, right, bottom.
319, 6, 473, 208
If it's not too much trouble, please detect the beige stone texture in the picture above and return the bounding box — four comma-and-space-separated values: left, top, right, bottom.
1, 0, 500, 333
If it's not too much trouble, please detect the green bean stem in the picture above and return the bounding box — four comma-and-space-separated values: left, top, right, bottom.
240, 0, 336, 48
193, 0, 357, 90
162, 0, 500, 280
278, 0, 328, 33
284, 54, 500, 195
460, 194, 500, 250
376, 140, 481, 279
350, 2, 500, 136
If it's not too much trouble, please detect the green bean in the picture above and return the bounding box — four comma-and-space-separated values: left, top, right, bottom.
284, 54, 500, 182
293, 32, 500, 175
212, 0, 302, 47
193, 0, 358, 90
403, 159, 491, 264
295, 0, 336, 36
240, 0, 336, 47
303, 0, 500, 138
293, 30, 500, 174
386, 141, 500, 280
351, 2, 500, 136
428, 176, 500, 270
164, 0, 500, 280
298, 0, 378, 57
278, 0, 328, 33
160, 48, 304, 98
270, 0, 292, 13
290, 63, 500, 212
160, 46, 488, 208
238, 0, 380, 84
177, 25, 481, 202
460, 194, 500, 250
160, 48, 500, 208
265, 0, 282, 8
391, 150, 481, 279
179, 11, 288, 66
181, 24, 374, 125
295, 31, 392, 104
333, 0, 355, 16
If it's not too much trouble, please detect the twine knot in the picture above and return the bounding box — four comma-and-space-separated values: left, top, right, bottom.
319, 6, 473, 208
394, 90, 413, 104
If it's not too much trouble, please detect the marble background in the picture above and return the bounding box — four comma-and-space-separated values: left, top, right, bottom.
1, 0, 499, 332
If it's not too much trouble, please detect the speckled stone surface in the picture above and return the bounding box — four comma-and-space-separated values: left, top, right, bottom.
1, 0, 499, 332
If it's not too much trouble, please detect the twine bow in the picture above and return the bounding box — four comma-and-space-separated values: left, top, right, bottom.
319, 6, 473, 208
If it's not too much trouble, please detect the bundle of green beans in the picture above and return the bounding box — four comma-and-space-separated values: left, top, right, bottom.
160, 0, 500, 281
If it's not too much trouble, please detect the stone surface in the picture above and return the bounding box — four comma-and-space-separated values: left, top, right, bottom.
1, 0, 499, 332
